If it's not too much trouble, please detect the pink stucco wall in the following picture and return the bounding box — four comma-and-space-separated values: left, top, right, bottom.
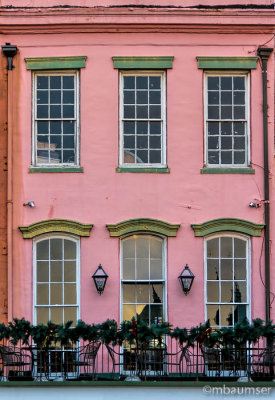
2, 3, 274, 328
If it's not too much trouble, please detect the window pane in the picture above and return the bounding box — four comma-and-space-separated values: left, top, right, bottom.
64, 284, 76, 304
37, 284, 49, 305
64, 240, 76, 259
123, 239, 135, 258
221, 237, 233, 258
137, 284, 149, 303
123, 304, 136, 321
64, 261, 76, 282
123, 284, 136, 303
50, 76, 61, 89
50, 239, 62, 260
234, 282, 246, 303
234, 239, 246, 258
64, 307, 77, 326
37, 307, 50, 325
234, 259, 246, 280
221, 282, 233, 302
208, 77, 219, 90
207, 305, 219, 326
207, 282, 219, 302
221, 259, 233, 280
123, 259, 135, 280
137, 304, 149, 324
51, 307, 63, 324
221, 305, 233, 326
37, 76, 48, 89
50, 284, 62, 305
136, 238, 149, 258
207, 238, 219, 258
136, 259, 149, 280
207, 259, 219, 280
150, 260, 163, 280
150, 305, 163, 325
50, 261, 62, 282
37, 240, 49, 260
63, 76, 74, 89
234, 305, 247, 324
37, 261, 49, 282
150, 284, 163, 303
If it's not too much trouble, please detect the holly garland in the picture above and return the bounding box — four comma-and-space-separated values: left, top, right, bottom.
0, 317, 274, 348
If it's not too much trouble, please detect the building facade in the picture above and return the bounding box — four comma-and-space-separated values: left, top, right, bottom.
0, 1, 274, 386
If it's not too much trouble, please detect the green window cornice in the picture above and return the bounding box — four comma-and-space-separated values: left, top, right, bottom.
112, 56, 174, 69
106, 218, 180, 237
25, 56, 87, 70
197, 57, 258, 70
19, 219, 93, 239
191, 218, 264, 237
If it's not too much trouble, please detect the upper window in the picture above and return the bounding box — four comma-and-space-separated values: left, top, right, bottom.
205, 72, 249, 167
32, 71, 79, 166
34, 235, 79, 326
205, 234, 249, 328
119, 71, 166, 167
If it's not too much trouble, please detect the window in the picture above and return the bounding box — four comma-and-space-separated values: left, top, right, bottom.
121, 235, 165, 324
205, 73, 249, 167
33, 71, 79, 166
119, 72, 166, 167
34, 236, 79, 326
205, 235, 249, 328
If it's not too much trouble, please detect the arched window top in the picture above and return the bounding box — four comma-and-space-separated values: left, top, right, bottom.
106, 218, 180, 238
191, 218, 264, 237
19, 219, 93, 239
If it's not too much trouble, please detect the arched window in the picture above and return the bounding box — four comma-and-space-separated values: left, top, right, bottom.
121, 235, 165, 324
205, 234, 249, 328
34, 235, 79, 326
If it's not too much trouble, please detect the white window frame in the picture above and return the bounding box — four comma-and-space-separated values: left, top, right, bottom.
119, 71, 167, 168
204, 71, 250, 168
32, 70, 80, 167
204, 232, 251, 329
33, 233, 81, 325
120, 234, 167, 325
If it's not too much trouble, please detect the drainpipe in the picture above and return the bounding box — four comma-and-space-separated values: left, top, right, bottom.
257, 47, 273, 323
2, 43, 17, 322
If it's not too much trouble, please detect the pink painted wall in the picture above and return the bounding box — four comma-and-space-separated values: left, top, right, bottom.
2, 4, 274, 329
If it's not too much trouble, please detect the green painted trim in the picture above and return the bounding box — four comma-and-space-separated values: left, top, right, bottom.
106, 218, 180, 237
29, 167, 83, 173
19, 219, 93, 239
25, 56, 87, 70
112, 56, 174, 69
116, 167, 170, 173
191, 218, 264, 237
197, 56, 258, 69
200, 168, 255, 174
0, 380, 273, 387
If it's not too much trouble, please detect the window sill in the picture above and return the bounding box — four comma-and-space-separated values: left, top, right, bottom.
116, 167, 170, 173
29, 167, 84, 173
200, 167, 255, 174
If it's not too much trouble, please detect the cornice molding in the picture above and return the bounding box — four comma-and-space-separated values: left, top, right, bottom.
191, 218, 264, 237
19, 219, 93, 239
25, 56, 87, 70
106, 218, 180, 237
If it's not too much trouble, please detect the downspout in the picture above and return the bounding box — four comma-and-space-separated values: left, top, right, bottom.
257, 47, 273, 323
2, 44, 17, 322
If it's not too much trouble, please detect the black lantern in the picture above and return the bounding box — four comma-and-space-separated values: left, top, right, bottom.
92, 264, 108, 295
178, 264, 195, 295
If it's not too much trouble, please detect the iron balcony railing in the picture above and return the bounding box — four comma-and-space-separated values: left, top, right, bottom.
0, 337, 274, 381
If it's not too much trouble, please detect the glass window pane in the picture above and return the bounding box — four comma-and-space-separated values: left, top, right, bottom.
221, 122, 232, 135
123, 284, 136, 303
123, 259, 135, 280
207, 259, 219, 280
137, 304, 149, 324
50, 239, 62, 260
221, 77, 232, 90
221, 282, 233, 303
64, 284, 76, 304
37, 307, 49, 325
63, 76, 74, 89
221, 237, 233, 258
234, 77, 245, 90
136, 76, 148, 89
50, 261, 62, 282
123, 305, 136, 321
207, 282, 219, 302
136, 238, 149, 258
51, 307, 63, 324
124, 76, 135, 89
37, 284, 49, 305
37, 76, 48, 89
208, 122, 219, 135
221, 305, 234, 327
208, 77, 219, 90
207, 305, 220, 327
234, 259, 246, 280
150, 239, 162, 259
150, 305, 163, 325
234, 282, 246, 303
37, 261, 49, 282
50, 76, 61, 89
123, 239, 135, 258
64, 261, 76, 282
221, 259, 233, 280
136, 259, 149, 280
207, 238, 219, 258
150, 260, 163, 280
50, 283, 62, 305
37, 241, 49, 260
234, 305, 247, 324
64, 307, 77, 326
64, 240, 76, 259
234, 238, 246, 258
149, 77, 160, 89
137, 284, 149, 303
150, 284, 163, 304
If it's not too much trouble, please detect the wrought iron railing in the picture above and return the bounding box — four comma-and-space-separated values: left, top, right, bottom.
0, 337, 274, 381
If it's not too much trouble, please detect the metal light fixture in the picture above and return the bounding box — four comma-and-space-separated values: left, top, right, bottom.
23, 201, 35, 208
92, 264, 108, 295
178, 264, 195, 295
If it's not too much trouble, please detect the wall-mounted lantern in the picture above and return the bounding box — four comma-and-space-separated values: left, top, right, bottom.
92, 264, 108, 295
178, 264, 195, 295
